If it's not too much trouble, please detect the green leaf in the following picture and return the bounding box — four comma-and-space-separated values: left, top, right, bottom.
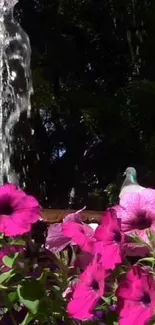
130, 233, 150, 247
138, 257, 155, 263
10, 239, 26, 246
146, 229, 155, 241
8, 291, 18, 303
102, 296, 111, 305
95, 305, 108, 311
37, 268, 50, 284
19, 312, 34, 325
2, 252, 19, 268
0, 269, 15, 284
17, 279, 45, 315
0, 234, 5, 248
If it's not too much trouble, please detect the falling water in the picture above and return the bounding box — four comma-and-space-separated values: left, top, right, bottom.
0, 0, 33, 185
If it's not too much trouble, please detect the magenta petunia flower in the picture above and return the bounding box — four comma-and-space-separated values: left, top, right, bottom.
116, 265, 155, 325
0, 184, 40, 237
67, 259, 107, 320
94, 209, 124, 269
46, 208, 85, 253
117, 189, 155, 243
62, 221, 96, 253
46, 223, 73, 253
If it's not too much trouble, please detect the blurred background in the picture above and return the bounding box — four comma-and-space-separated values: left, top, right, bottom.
12, 0, 155, 210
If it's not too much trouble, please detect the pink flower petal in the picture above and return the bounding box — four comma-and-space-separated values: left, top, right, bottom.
94, 209, 123, 269
45, 223, 71, 253
95, 241, 122, 269
67, 290, 98, 320
46, 208, 86, 253
0, 184, 41, 237
118, 301, 152, 325
0, 214, 31, 236
62, 222, 95, 253
117, 189, 155, 243
64, 207, 86, 223
67, 261, 106, 320
117, 266, 155, 325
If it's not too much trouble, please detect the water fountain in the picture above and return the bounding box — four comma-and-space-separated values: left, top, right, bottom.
0, 0, 33, 185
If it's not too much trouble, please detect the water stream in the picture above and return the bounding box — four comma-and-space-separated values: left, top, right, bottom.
0, 0, 32, 184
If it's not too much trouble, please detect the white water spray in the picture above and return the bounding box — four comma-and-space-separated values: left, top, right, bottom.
0, 0, 33, 184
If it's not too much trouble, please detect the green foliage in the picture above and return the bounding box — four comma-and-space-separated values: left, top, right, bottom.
17, 279, 45, 314
0, 233, 77, 324
20, 312, 34, 325
2, 253, 20, 268
0, 269, 16, 284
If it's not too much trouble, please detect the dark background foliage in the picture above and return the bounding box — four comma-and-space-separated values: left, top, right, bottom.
12, 0, 155, 209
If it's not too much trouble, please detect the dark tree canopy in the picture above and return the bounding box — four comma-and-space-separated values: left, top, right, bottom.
11, 0, 155, 209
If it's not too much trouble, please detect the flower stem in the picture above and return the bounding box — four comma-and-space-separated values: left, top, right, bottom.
2, 291, 17, 325
8, 308, 18, 325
